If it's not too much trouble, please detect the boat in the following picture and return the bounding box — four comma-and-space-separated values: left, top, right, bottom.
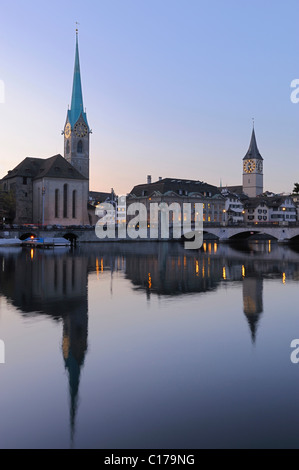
22, 237, 71, 248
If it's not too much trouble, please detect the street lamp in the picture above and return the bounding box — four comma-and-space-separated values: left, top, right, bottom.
282, 207, 286, 224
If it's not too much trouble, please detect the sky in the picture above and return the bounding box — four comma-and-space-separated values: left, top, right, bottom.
0, 0, 298, 195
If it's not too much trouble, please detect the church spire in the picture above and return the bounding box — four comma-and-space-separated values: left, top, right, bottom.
68, 31, 89, 128
243, 128, 263, 161
64, 29, 90, 185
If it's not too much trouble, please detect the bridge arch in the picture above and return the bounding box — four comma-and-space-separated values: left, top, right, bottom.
289, 234, 299, 243
228, 230, 278, 241
180, 230, 219, 244
19, 233, 38, 241
202, 230, 220, 240
63, 232, 78, 246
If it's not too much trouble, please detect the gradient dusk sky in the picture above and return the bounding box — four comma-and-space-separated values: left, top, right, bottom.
1, 0, 298, 195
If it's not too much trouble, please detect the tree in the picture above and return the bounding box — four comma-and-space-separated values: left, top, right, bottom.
0, 190, 16, 224
293, 183, 299, 195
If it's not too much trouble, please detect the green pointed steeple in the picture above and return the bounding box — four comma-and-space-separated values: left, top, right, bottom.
68, 32, 89, 128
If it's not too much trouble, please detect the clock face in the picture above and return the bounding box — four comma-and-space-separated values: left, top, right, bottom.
256, 161, 263, 173
64, 123, 71, 139
74, 122, 88, 138
243, 159, 256, 174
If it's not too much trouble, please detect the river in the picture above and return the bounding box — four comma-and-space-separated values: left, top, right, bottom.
0, 240, 299, 449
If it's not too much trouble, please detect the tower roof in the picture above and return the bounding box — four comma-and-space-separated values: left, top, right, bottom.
243, 129, 263, 161
68, 32, 89, 128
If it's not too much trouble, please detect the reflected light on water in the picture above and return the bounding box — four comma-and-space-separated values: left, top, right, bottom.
195, 260, 199, 276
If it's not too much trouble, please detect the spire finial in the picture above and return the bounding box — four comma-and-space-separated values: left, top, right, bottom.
75, 21, 80, 36
252, 117, 255, 129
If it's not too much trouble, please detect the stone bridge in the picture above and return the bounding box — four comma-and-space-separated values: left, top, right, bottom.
201, 224, 299, 242
1, 223, 299, 244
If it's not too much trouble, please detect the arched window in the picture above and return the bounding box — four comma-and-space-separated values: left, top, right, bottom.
72, 190, 76, 219
66, 140, 70, 154
55, 189, 59, 218
77, 140, 83, 153
63, 184, 68, 218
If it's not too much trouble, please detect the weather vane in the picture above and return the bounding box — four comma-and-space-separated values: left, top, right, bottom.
252, 117, 255, 128
76, 21, 80, 34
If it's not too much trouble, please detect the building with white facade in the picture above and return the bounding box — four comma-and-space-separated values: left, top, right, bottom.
220, 188, 245, 225
243, 195, 297, 224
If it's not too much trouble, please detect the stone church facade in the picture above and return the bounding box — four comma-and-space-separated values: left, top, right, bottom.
1, 155, 89, 226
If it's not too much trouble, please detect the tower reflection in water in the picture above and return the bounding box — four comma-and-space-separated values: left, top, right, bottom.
0, 247, 89, 445
0, 240, 299, 443
243, 277, 263, 343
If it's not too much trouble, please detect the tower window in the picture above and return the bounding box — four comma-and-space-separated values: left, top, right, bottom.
63, 184, 68, 218
77, 140, 83, 153
66, 141, 70, 154
55, 189, 59, 218
23, 177, 27, 185
72, 190, 76, 218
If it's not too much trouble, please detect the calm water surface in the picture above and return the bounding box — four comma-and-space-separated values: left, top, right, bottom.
0, 240, 299, 449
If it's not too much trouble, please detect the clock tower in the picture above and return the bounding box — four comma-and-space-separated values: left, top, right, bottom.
242, 127, 263, 198
63, 30, 91, 186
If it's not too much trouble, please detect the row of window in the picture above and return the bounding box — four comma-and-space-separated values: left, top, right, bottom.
248, 216, 268, 221
271, 214, 296, 219
248, 207, 296, 214
55, 185, 77, 219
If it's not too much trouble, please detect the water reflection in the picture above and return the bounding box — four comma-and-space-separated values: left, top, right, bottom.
0, 247, 89, 445
0, 240, 299, 446
243, 277, 263, 343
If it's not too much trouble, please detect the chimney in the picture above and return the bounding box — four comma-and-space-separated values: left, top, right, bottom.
147, 175, 152, 185
159, 176, 162, 181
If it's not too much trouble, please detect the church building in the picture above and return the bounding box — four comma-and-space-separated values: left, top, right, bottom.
0, 31, 90, 226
